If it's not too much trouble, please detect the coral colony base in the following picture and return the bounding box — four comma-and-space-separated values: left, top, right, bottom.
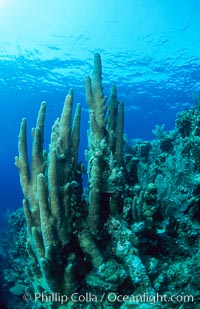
0, 54, 200, 308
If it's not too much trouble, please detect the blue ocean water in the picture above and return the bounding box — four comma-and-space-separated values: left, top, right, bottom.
0, 0, 200, 217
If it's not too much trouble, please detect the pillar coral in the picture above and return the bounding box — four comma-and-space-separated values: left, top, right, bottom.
15, 54, 155, 308
15, 90, 83, 295
15, 54, 127, 304
86, 53, 125, 235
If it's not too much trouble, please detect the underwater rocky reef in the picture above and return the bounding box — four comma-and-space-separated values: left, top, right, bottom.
0, 54, 200, 308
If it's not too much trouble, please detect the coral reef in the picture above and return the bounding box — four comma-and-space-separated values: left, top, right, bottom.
0, 209, 30, 309
14, 54, 128, 308
0, 54, 199, 308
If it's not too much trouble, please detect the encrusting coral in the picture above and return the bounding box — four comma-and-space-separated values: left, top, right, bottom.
11, 54, 200, 308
